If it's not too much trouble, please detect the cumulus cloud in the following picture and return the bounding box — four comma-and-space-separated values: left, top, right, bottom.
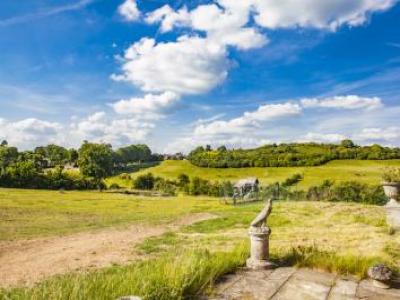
298, 132, 348, 143
118, 0, 140, 21
145, 5, 191, 32
69, 112, 154, 145
194, 102, 302, 136
114, 36, 229, 95
300, 95, 383, 110
0, 118, 62, 150
111, 91, 180, 120
354, 127, 400, 143
251, 0, 397, 30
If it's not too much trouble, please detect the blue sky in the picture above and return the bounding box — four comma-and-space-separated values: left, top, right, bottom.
0, 0, 399, 152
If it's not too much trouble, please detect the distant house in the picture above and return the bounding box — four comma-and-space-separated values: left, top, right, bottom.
234, 177, 259, 196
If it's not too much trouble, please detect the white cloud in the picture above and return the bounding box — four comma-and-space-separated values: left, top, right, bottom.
69, 112, 154, 146
355, 127, 400, 142
299, 132, 348, 143
251, 0, 397, 31
145, 5, 191, 32
114, 36, 229, 95
0, 118, 62, 150
118, 0, 140, 21
300, 95, 383, 110
111, 91, 180, 120
194, 102, 302, 136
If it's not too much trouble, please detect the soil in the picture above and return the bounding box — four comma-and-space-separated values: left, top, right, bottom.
0, 212, 216, 287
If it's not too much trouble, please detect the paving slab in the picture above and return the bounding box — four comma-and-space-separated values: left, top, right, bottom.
328, 279, 358, 300
271, 269, 335, 300
207, 267, 400, 300
356, 279, 400, 300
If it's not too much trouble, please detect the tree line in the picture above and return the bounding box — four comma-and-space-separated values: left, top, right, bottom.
0, 140, 160, 189
187, 140, 400, 168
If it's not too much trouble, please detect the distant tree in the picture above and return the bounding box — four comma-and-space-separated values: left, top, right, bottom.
341, 139, 355, 148
177, 173, 190, 187
68, 148, 79, 165
0, 146, 18, 171
78, 142, 113, 180
205, 145, 212, 151
1, 140, 8, 147
133, 173, 155, 190
217, 145, 227, 152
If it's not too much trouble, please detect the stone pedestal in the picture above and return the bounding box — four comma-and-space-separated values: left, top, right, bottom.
246, 226, 275, 270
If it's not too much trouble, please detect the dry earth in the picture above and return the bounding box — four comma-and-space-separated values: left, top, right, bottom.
0, 212, 216, 287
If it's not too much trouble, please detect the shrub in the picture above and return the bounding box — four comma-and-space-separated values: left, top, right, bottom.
281, 173, 303, 187
382, 167, 400, 183
133, 173, 155, 190
109, 183, 122, 190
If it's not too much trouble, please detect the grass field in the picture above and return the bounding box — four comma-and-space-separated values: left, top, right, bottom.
0, 188, 225, 241
106, 159, 400, 189
1, 188, 400, 299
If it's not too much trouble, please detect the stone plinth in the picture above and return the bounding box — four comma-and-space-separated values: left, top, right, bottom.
246, 226, 275, 270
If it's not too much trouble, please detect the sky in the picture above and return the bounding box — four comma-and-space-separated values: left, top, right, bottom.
0, 0, 399, 153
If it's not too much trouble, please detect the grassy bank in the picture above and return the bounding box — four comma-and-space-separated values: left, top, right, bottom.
106, 159, 400, 189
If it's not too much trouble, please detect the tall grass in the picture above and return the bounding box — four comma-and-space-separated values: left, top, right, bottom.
280, 246, 397, 279
1, 244, 248, 300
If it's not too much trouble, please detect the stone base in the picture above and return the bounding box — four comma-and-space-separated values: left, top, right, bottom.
246, 258, 276, 270
371, 279, 391, 289
385, 198, 400, 208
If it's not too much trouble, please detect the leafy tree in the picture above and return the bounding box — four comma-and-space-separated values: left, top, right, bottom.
1, 140, 8, 146
133, 173, 155, 190
177, 173, 190, 187
0, 145, 18, 171
341, 139, 355, 148
78, 142, 113, 180
68, 148, 79, 165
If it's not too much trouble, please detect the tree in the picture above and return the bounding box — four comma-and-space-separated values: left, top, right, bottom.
68, 148, 79, 165
1, 140, 8, 147
177, 173, 190, 187
133, 173, 155, 190
341, 139, 355, 148
0, 146, 18, 171
78, 142, 113, 180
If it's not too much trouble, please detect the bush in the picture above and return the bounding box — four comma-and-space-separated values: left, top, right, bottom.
109, 183, 122, 190
303, 181, 386, 205
382, 167, 400, 182
281, 173, 303, 187
133, 173, 155, 190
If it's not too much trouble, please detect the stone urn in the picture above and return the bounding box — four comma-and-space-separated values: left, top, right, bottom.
382, 182, 400, 207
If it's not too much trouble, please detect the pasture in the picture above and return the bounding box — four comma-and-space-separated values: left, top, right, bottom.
1, 187, 399, 299
106, 159, 400, 189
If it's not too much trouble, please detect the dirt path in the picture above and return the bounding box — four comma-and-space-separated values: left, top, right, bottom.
0, 212, 216, 287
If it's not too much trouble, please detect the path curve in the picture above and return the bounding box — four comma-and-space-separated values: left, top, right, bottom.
0, 212, 216, 287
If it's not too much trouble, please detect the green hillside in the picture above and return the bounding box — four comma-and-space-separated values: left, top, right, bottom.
106, 159, 400, 189
188, 142, 400, 168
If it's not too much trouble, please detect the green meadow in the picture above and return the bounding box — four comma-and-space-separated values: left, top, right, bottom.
1, 187, 400, 299
106, 159, 400, 189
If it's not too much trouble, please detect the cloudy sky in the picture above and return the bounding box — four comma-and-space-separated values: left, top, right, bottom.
0, 0, 399, 153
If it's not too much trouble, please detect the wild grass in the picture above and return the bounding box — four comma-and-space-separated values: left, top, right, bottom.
108, 159, 400, 189
2, 188, 400, 299
1, 244, 248, 300
281, 246, 392, 279
0, 188, 227, 240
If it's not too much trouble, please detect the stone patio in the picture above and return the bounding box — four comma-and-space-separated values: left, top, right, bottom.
207, 267, 400, 300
